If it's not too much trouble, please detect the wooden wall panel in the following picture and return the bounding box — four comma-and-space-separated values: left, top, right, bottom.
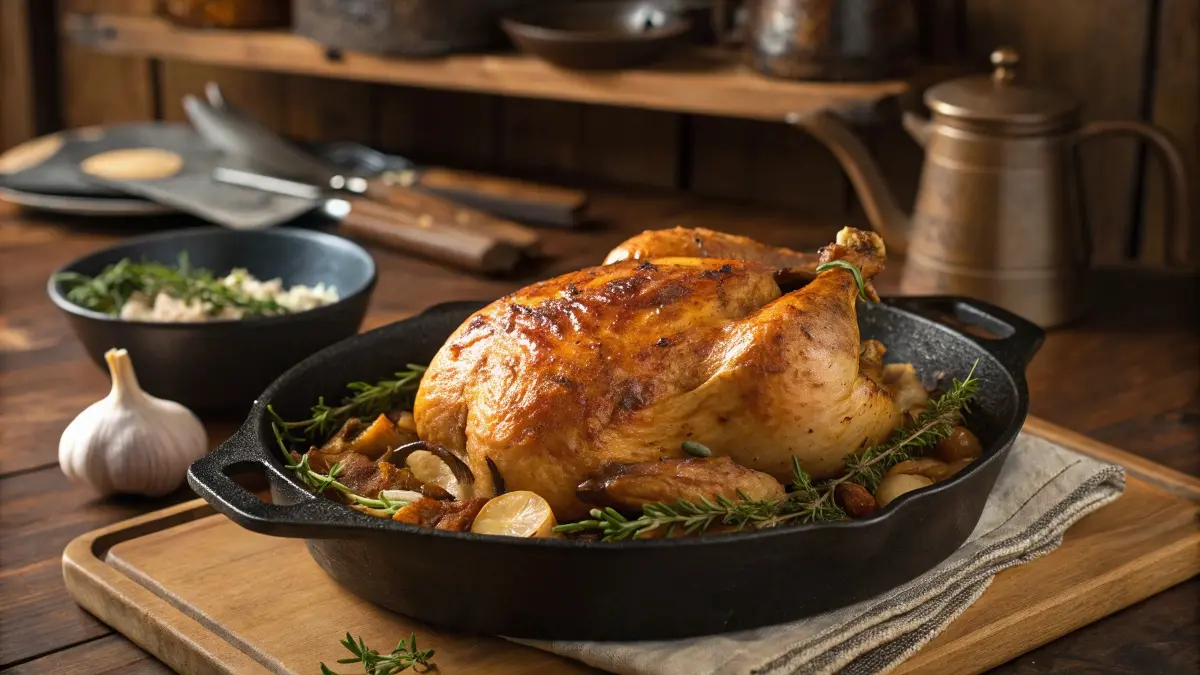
496, 100, 679, 189
0, 0, 36, 150
688, 118, 848, 219
284, 76, 376, 145
578, 106, 679, 188
58, 0, 157, 128
376, 88, 498, 170
1140, 0, 1198, 267
159, 63, 287, 127
964, 0, 1156, 265
498, 99, 583, 178
687, 116, 754, 200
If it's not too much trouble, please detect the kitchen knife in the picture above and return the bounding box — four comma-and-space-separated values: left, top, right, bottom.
213, 165, 521, 274
183, 89, 551, 250
316, 141, 588, 228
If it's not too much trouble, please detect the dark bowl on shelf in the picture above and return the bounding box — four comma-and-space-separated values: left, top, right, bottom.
502, 1, 693, 70
48, 227, 376, 415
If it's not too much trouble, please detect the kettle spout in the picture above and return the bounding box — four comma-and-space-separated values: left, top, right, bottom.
786, 111, 912, 256
902, 111, 932, 148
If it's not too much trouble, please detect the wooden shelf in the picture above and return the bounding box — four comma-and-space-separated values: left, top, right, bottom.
63, 13, 945, 123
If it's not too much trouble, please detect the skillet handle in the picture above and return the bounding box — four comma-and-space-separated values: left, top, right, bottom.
187, 424, 344, 540
883, 296, 1046, 370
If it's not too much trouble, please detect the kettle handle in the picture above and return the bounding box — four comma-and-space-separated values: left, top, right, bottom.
1076, 121, 1192, 266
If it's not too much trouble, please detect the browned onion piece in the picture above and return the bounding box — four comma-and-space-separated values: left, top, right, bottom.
385, 440, 476, 486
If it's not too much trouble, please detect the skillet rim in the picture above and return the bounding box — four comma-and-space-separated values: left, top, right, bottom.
203, 295, 1035, 550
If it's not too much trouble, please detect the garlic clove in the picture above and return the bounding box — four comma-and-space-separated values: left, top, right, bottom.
58, 348, 208, 497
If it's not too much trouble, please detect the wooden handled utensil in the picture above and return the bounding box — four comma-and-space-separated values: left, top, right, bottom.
359, 174, 543, 252
213, 166, 521, 274
331, 197, 520, 274
411, 168, 585, 227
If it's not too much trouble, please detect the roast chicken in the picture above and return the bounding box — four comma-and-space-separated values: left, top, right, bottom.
414, 227, 926, 520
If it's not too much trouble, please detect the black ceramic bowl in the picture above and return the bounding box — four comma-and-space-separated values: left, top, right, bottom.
48, 227, 376, 415
190, 295, 1043, 640
502, 1, 693, 70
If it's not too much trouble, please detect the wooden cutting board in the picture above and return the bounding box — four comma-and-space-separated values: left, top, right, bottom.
62, 417, 1200, 675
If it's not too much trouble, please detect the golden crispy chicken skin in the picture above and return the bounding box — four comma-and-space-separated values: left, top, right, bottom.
415, 227, 916, 520
577, 457, 786, 513
604, 227, 821, 271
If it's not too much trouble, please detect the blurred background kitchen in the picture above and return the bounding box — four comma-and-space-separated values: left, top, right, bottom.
2, 0, 1194, 276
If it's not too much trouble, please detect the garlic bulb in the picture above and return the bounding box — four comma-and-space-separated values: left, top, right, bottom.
59, 348, 208, 497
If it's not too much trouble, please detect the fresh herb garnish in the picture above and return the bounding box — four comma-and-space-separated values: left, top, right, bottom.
815, 259, 869, 301
271, 365, 427, 443
268, 415, 409, 516
267, 366, 429, 513
54, 252, 285, 317
320, 632, 434, 675
843, 361, 980, 491
682, 440, 712, 458
554, 361, 980, 541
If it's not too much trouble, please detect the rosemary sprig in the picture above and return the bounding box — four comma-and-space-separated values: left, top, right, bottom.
815, 259, 869, 301
269, 415, 409, 515
844, 360, 980, 491
270, 365, 427, 442
554, 361, 980, 540
320, 632, 434, 675
54, 252, 285, 317
554, 462, 847, 541
555, 494, 783, 540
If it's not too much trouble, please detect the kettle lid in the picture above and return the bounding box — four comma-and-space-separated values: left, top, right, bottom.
925, 47, 1079, 130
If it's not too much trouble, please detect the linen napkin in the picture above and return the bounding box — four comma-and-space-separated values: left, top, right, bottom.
515, 433, 1126, 675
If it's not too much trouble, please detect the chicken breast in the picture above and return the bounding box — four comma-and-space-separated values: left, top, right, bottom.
415, 227, 921, 520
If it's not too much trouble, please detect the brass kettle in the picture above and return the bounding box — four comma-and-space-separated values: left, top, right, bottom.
788, 47, 1192, 328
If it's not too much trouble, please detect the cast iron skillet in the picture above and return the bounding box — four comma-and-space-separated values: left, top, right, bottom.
189, 295, 1043, 640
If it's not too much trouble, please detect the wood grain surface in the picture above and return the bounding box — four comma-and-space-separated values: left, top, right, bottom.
0, 0, 36, 150
56, 418, 1199, 675
57, 0, 157, 129
62, 13, 922, 123
1140, 0, 1199, 266
0, 190, 1197, 673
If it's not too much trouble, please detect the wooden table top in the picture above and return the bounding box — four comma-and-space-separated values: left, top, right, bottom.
1, 194, 1196, 673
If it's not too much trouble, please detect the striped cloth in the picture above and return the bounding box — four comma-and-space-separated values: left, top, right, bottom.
516, 434, 1126, 675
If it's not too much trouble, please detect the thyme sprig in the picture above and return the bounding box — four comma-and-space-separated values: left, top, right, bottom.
553, 460, 846, 541
554, 361, 980, 541
815, 259, 869, 301
269, 413, 408, 515
271, 365, 427, 443
845, 361, 980, 491
556, 493, 787, 540
320, 632, 434, 675
54, 252, 285, 317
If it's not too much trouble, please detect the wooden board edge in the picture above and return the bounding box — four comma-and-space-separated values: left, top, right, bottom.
1023, 416, 1200, 498
61, 499, 269, 675
58, 421, 1198, 675
896, 531, 1200, 674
